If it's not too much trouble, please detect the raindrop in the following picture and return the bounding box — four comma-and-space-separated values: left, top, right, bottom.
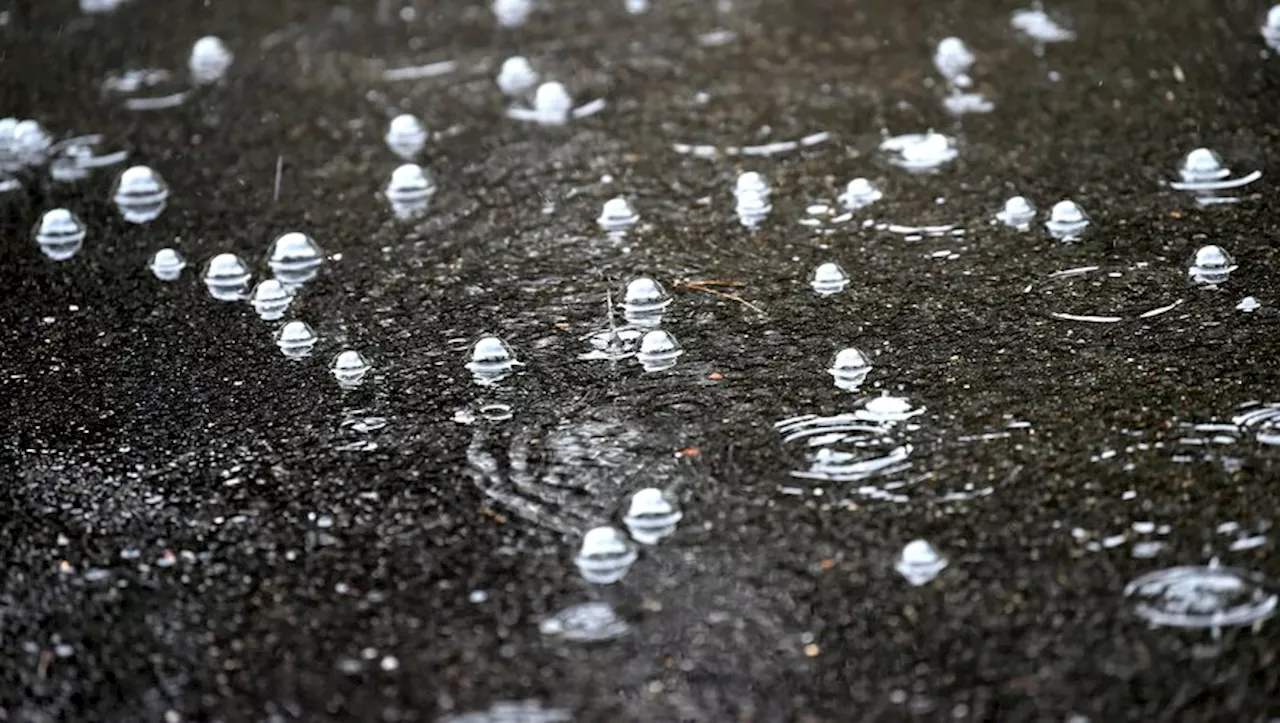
828, 347, 872, 391
637, 329, 683, 372
1263, 6, 1280, 50
838, 177, 882, 210
598, 196, 639, 236
1044, 199, 1089, 240
266, 232, 323, 286
331, 350, 371, 389
202, 253, 251, 301
33, 209, 86, 261
880, 132, 958, 172
933, 37, 975, 89
384, 114, 426, 160
621, 277, 672, 327
249, 279, 294, 321
539, 602, 631, 642
466, 336, 521, 385
996, 195, 1036, 230
110, 165, 169, 223
1124, 562, 1277, 630
1188, 245, 1237, 287
496, 56, 539, 97
575, 526, 638, 584
276, 321, 319, 360
810, 262, 850, 296
492, 0, 533, 28
189, 36, 233, 85
895, 539, 948, 586
622, 488, 682, 545
148, 248, 185, 281
385, 163, 436, 219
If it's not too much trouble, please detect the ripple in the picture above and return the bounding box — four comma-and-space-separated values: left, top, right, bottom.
1125, 561, 1277, 630
539, 602, 631, 642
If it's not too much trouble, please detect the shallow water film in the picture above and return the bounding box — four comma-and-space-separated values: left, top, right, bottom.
5, 0, 1280, 721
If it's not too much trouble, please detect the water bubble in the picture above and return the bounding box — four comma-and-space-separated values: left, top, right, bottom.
625, 0, 650, 14
110, 165, 169, 223
734, 172, 772, 228
249, 279, 294, 321
838, 177, 882, 210
492, 0, 533, 28
385, 163, 436, 219
1188, 245, 1237, 287
496, 56, 539, 97
202, 253, 251, 301
996, 195, 1036, 229
1263, 6, 1280, 50
1169, 148, 1261, 204
598, 196, 639, 236
266, 232, 323, 285
880, 132, 958, 173
1044, 199, 1089, 240
810, 262, 850, 296
934, 37, 975, 88
1181, 148, 1229, 183
276, 321, 319, 360
331, 350, 371, 389
575, 526, 638, 584
637, 330, 683, 372
1124, 562, 1277, 630
1, 119, 52, 173
621, 277, 672, 327
533, 81, 573, 125
384, 114, 426, 160
623, 488, 682, 545
148, 248, 185, 281
539, 602, 631, 642
466, 336, 521, 385
857, 394, 926, 424
735, 171, 771, 200
189, 36, 233, 85
33, 208, 87, 261
828, 347, 872, 391
896, 539, 948, 586
1238, 296, 1261, 313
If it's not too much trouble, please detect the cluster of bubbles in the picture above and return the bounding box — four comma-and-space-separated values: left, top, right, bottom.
574, 487, 683, 584
579, 277, 683, 372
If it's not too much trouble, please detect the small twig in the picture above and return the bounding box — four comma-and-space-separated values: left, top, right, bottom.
680, 280, 766, 316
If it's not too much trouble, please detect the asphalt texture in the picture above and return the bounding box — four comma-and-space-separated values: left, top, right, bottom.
3, 0, 1280, 720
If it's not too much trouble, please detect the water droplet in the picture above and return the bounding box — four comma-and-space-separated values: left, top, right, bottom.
33, 208, 86, 261
623, 488, 682, 545
148, 248, 185, 281
202, 253, 251, 301
492, 0, 533, 27
621, 277, 672, 327
189, 36, 233, 85
895, 539, 948, 586
810, 262, 850, 296
111, 165, 169, 223
880, 132, 958, 173
496, 56, 539, 97
1237, 296, 1260, 312
384, 114, 426, 160
266, 232, 323, 286
331, 350, 371, 389
385, 163, 436, 219
276, 321, 318, 360
734, 171, 772, 228
1263, 5, 1280, 50
838, 177, 882, 210
598, 196, 639, 235
466, 336, 521, 385
1188, 245, 1237, 287
539, 601, 631, 642
249, 279, 294, 321
996, 195, 1036, 229
828, 347, 872, 391
637, 330, 683, 372
934, 37, 975, 88
1045, 199, 1089, 240
575, 526, 638, 584
1124, 564, 1276, 630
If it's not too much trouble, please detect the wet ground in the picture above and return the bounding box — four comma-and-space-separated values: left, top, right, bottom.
4, 0, 1280, 720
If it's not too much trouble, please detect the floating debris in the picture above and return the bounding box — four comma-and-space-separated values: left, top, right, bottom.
507, 82, 606, 125
623, 488, 682, 545
996, 195, 1036, 230
1188, 245, 1237, 287
492, 0, 533, 27
838, 177, 882, 211
1124, 561, 1277, 631
202, 253, 251, 301
148, 248, 185, 281
189, 36, 233, 85
575, 526, 638, 584
598, 196, 639, 236
1263, 5, 1280, 50
933, 37, 975, 89
331, 350, 371, 390
266, 232, 323, 285
385, 114, 427, 160
1169, 148, 1261, 205
880, 132, 957, 172
1011, 7, 1076, 44
896, 539, 948, 586
33, 208, 87, 261
637, 330, 683, 372
111, 165, 169, 223
734, 171, 772, 228
810, 262, 850, 296
249, 279, 293, 321
440, 701, 571, 723
496, 56, 539, 97
276, 321, 319, 360
467, 336, 521, 385
828, 347, 872, 391
1044, 199, 1089, 240
1238, 296, 1261, 312
621, 277, 672, 327
539, 602, 631, 642
385, 163, 436, 219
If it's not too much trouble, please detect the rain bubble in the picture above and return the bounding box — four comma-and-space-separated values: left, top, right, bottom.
496, 56, 539, 97
111, 165, 169, 223
1124, 562, 1277, 630
857, 395, 925, 424
539, 602, 631, 642
734, 172, 772, 228
623, 488, 682, 545
267, 232, 323, 286
533, 81, 574, 125
189, 36, 233, 85
598, 196, 639, 236
1188, 245, 1237, 287
202, 253, 251, 301
1238, 296, 1261, 313
249, 279, 294, 321
275, 321, 318, 360
1263, 6, 1280, 50
467, 336, 521, 385
637, 330, 683, 372
810, 262, 850, 296
385, 163, 436, 219
1180, 148, 1229, 183
621, 277, 672, 327
493, 0, 533, 28
934, 37, 975, 88
895, 539, 948, 586
838, 177, 882, 211
1169, 148, 1261, 203
881, 132, 958, 173
148, 248, 185, 281
1044, 199, 1089, 240
575, 526, 638, 584
996, 195, 1036, 230
385, 114, 426, 160
735, 171, 771, 201
828, 347, 872, 391
331, 350, 371, 389
33, 208, 87, 261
